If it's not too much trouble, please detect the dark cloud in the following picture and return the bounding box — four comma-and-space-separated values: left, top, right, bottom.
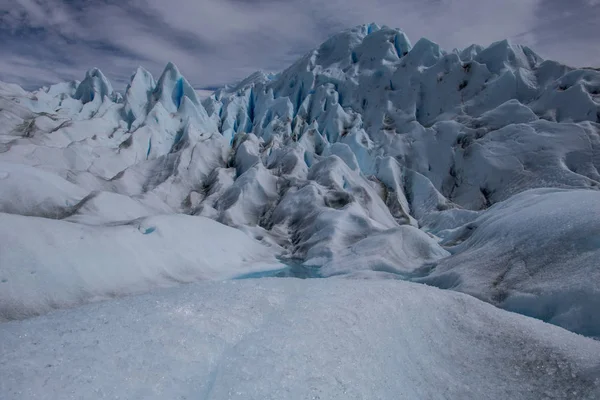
0, 0, 598, 90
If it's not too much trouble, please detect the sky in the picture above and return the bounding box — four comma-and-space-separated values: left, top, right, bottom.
1, 0, 599, 91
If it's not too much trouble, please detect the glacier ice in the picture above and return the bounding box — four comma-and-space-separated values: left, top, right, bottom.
0, 212, 282, 321
0, 22, 600, 398
1, 24, 599, 320
2, 279, 600, 399
417, 188, 600, 338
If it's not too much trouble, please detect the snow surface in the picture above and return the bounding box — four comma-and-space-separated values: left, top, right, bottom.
416, 188, 600, 338
1, 22, 600, 398
0, 213, 282, 321
2, 279, 600, 400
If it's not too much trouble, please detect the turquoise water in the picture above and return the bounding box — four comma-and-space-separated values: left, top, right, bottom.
234, 259, 322, 280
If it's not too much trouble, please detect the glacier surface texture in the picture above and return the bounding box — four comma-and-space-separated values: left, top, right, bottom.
1, 23, 599, 399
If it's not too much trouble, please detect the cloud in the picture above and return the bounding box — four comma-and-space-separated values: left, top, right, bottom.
528, 0, 600, 67
0, 0, 598, 91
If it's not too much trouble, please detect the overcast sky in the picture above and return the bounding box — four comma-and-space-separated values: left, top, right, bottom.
1, 0, 599, 90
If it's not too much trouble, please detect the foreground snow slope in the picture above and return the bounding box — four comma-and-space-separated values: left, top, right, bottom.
0, 213, 281, 321
2, 279, 599, 400
0, 23, 599, 338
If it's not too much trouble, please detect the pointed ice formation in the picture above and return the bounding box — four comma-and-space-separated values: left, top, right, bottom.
74, 68, 114, 104
123, 66, 155, 125
152, 62, 201, 113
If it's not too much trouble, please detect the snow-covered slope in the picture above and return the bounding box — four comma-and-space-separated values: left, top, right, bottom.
416, 188, 600, 338
0, 21, 599, 346
0, 213, 281, 321
2, 279, 600, 400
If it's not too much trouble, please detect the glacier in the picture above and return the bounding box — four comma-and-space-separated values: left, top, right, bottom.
1, 23, 600, 398
3, 279, 600, 399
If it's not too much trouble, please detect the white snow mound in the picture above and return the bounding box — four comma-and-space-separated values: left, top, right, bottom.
0, 213, 281, 320
1, 279, 599, 400
417, 188, 600, 338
